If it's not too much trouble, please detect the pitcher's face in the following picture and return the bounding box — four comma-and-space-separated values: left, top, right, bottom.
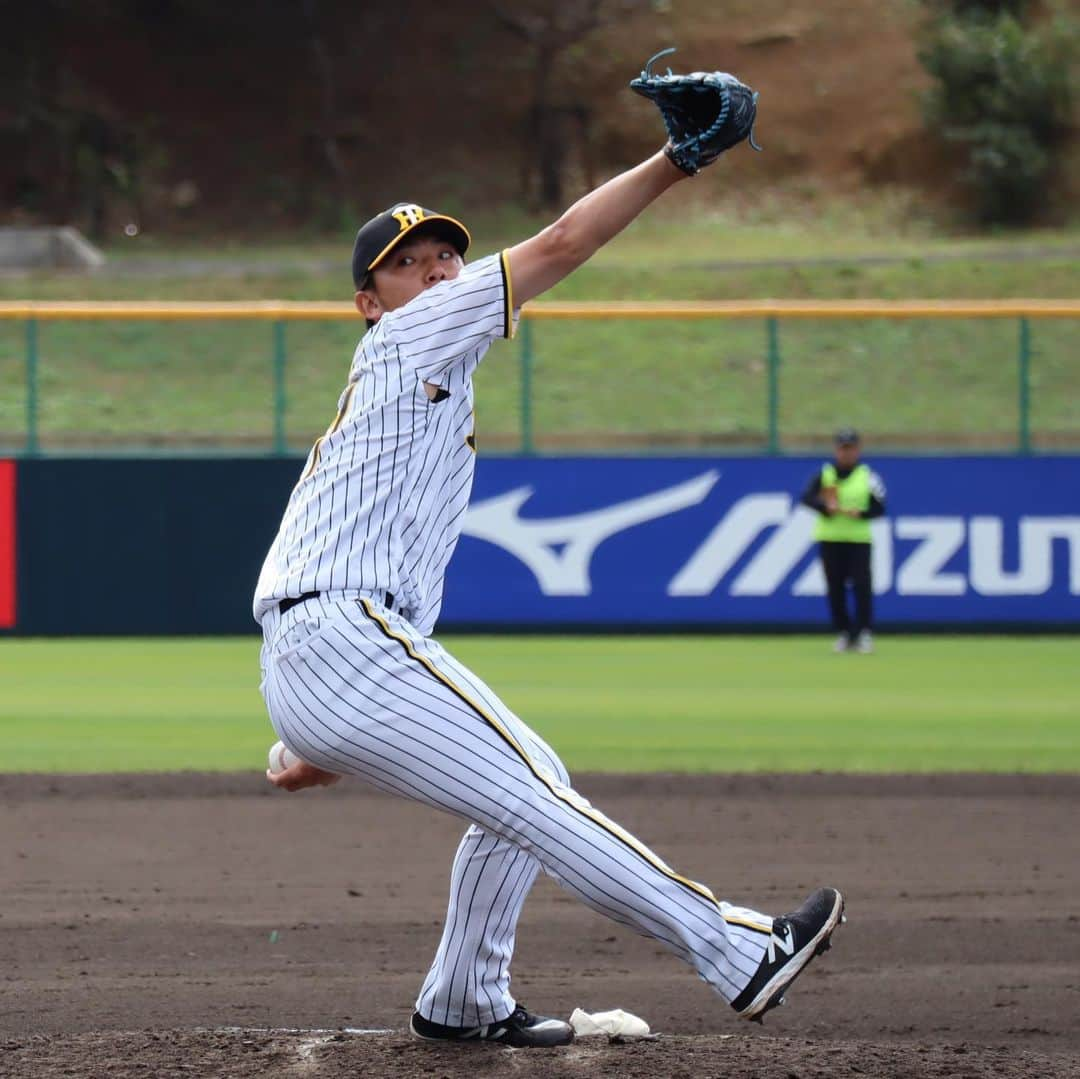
355, 235, 464, 322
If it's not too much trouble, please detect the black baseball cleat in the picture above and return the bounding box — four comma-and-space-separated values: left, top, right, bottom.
409, 1005, 574, 1048
731, 887, 845, 1023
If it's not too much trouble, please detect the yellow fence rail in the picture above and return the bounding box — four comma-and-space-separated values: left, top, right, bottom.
1, 299, 1078, 320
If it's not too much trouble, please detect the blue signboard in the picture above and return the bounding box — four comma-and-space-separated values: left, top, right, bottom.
441, 456, 1080, 626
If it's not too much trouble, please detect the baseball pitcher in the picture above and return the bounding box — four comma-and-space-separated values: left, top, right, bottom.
254, 52, 843, 1048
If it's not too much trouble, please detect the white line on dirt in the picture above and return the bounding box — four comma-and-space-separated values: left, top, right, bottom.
212, 1026, 394, 1035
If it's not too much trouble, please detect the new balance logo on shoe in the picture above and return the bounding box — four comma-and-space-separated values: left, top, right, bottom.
767, 922, 796, 964
731, 887, 845, 1023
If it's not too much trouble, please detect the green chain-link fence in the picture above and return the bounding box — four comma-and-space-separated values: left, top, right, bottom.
1, 301, 1077, 456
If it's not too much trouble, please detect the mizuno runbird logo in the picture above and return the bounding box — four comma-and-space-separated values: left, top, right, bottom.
767, 922, 795, 963
462, 471, 719, 595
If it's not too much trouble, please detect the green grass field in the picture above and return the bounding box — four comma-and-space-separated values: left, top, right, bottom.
3, 636, 1076, 774
2, 202, 1077, 453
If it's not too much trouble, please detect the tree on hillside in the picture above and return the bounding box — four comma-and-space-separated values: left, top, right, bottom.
3, 0, 259, 236
923, 0, 1028, 13
300, 0, 349, 228
917, 0, 1075, 224
3, 1, 135, 237
489, 0, 652, 209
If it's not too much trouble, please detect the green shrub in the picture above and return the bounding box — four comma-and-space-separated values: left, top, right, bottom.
923, 0, 1029, 15
918, 4, 1075, 224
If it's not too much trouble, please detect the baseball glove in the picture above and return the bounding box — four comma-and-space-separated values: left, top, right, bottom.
629, 48, 761, 175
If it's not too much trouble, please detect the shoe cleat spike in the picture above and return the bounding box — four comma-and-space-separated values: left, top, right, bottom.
778, 996, 786, 1006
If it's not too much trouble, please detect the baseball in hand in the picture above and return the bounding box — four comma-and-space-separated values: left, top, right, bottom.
268, 740, 301, 774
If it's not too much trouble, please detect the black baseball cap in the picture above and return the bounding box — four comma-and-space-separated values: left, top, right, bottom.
351, 202, 471, 289
834, 427, 860, 445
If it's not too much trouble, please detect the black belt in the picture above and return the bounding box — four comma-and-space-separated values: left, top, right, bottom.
278, 591, 395, 616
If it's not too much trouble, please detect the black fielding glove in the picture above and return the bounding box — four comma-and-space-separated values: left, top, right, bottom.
630, 47, 762, 175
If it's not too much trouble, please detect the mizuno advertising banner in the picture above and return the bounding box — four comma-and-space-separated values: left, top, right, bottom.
442, 456, 1080, 627
3, 456, 1078, 633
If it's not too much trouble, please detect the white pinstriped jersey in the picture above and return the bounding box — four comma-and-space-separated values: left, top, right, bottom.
256, 248, 781, 1028
254, 252, 515, 634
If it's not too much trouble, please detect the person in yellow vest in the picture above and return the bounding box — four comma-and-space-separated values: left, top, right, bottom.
799, 428, 887, 653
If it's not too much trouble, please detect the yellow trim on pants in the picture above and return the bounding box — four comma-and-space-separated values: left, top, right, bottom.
359, 598, 769, 934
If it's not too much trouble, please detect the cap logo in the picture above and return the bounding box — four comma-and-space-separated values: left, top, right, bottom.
391, 205, 426, 229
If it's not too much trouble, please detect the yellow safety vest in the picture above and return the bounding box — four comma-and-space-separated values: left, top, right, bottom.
814, 463, 872, 543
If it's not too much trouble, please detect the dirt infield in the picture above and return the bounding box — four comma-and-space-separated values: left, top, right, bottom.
2, 773, 1078, 1078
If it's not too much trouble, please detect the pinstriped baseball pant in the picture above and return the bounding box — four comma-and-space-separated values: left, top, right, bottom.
259, 593, 772, 1027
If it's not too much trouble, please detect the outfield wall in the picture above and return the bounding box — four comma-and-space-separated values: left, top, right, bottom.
2, 456, 1078, 634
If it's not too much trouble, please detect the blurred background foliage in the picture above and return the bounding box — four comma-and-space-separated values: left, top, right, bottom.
918, 0, 1076, 224
2, 0, 1075, 240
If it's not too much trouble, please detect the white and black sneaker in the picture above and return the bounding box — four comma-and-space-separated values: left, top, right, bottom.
731, 887, 845, 1023
410, 1005, 574, 1048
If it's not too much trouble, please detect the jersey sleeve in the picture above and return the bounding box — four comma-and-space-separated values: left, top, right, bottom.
383, 251, 516, 383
